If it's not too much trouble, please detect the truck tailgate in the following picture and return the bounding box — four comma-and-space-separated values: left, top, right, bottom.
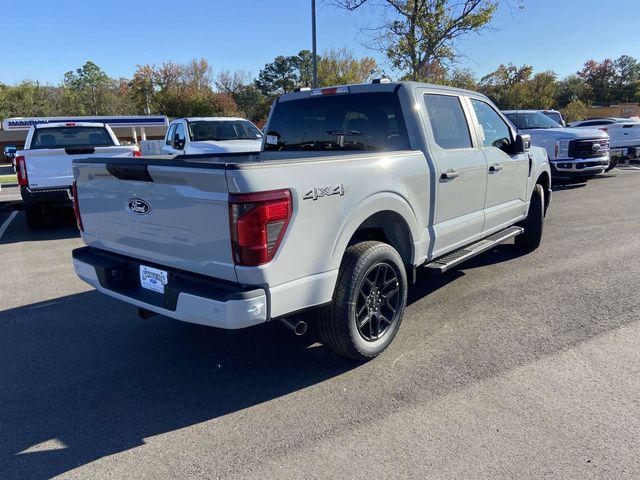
74, 159, 237, 282
26, 146, 135, 189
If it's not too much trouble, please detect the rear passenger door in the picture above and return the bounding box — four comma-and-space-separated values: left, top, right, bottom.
422, 92, 488, 257
468, 98, 528, 234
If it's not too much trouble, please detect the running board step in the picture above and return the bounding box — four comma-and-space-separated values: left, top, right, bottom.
424, 226, 524, 273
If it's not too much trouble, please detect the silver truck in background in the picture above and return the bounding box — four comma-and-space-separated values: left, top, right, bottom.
16, 122, 141, 229
72, 81, 551, 360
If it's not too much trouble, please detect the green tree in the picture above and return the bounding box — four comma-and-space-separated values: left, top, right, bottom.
578, 59, 616, 105
130, 64, 157, 114
130, 59, 238, 118
317, 47, 380, 86
333, 0, 502, 81
438, 67, 478, 90
215, 70, 271, 122
613, 55, 640, 103
563, 99, 589, 123
255, 52, 310, 96
63, 61, 119, 115
528, 71, 558, 109
0, 81, 66, 117
479, 63, 533, 109
555, 74, 587, 108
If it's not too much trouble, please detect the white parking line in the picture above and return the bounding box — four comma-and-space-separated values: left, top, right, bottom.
0, 211, 18, 240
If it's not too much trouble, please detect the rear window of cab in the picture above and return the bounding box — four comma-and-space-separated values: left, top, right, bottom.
31, 127, 114, 149
264, 92, 410, 152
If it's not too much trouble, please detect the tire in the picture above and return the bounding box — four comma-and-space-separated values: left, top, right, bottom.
317, 241, 408, 361
515, 183, 544, 252
606, 157, 618, 172
25, 204, 45, 230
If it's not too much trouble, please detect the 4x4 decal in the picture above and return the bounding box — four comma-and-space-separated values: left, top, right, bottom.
303, 184, 345, 201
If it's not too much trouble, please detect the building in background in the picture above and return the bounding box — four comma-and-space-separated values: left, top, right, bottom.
0, 115, 169, 150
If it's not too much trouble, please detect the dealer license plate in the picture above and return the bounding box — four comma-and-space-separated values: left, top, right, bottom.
140, 265, 168, 294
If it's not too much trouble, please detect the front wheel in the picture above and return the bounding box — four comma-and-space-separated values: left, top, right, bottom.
318, 241, 408, 361
515, 183, 544, 252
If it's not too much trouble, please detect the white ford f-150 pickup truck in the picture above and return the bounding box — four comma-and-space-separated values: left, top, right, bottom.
71, 81, 551, 360
503, 110, 611, 180
15, 122, 141, 229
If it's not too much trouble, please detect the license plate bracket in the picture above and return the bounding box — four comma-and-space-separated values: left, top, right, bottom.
139, 265, 168, 294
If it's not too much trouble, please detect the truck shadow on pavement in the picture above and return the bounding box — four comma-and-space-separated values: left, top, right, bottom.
0, 210, 80, 245
0, 292, 355, 480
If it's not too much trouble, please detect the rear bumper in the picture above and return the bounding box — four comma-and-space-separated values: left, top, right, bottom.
72, 247, 268, 329
611, 146, 640, 159
21, 185, 73, 206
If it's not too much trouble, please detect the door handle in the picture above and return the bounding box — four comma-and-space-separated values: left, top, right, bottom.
440, 169, 460, 181
489, 163, 503, 173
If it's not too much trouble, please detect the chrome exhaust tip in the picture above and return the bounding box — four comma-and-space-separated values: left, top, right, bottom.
279, 317, 308, 336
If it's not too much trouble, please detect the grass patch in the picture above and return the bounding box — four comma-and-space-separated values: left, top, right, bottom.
0, 174, 17, 184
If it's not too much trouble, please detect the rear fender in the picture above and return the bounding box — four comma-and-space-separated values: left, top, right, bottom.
330, 192, 420, 267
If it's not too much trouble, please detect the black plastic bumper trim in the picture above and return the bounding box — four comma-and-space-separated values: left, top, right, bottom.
72, 246, 264, 311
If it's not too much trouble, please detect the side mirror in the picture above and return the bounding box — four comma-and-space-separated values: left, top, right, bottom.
513, 134, 531, 154
173, 133, 185, 150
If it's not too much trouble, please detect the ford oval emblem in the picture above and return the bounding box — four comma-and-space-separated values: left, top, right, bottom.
128, 198, 150, 215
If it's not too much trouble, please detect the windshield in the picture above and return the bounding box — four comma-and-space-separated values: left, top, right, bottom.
505, 111, 561, 130
30, 127, 115, 149
264, 92, 410, 152
187, 120, 262, 141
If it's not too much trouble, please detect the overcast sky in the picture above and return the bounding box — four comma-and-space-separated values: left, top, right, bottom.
2, 0, 639, 84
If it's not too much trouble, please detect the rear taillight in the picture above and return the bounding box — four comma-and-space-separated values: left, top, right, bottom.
133, 147, 142, 157
71, 181, 84, 231
15, 156, 28, 186
229, 189, 292, 266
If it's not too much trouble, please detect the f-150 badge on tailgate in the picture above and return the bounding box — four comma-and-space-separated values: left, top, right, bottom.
128, 198, 151, 215
303, 184, 345, 201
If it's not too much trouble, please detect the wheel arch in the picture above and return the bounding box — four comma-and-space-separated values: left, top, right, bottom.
535, 170, 551, 215
331, 193, 420, 269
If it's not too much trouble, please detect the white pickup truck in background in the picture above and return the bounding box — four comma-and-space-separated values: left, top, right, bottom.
15, 122, 140, 229
568, 117, 640, 162
162, 117, 263, 155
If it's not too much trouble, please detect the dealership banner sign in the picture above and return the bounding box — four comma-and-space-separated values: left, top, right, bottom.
2, 116, 169, 130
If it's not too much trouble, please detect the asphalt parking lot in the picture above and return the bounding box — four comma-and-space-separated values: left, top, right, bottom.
1, 167, 640, 480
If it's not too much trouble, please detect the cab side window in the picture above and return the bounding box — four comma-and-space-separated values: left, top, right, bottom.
423, 94, 472, 150
166, 124, 177, 145
471, 99, 512, 151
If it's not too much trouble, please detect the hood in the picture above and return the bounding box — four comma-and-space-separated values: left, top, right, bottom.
188, 139, 262, 153
520, 127, 609, 141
